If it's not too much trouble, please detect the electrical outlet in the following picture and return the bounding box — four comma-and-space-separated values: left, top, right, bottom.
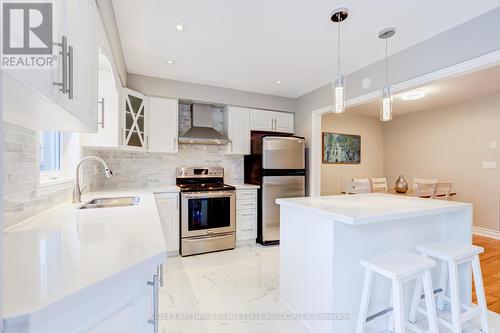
482, 161, 497, 169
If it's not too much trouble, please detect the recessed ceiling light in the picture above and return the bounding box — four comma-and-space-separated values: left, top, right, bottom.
175, 24, 185, 31
275, 80, 282, 84
401, 89, 426, 100
166, 60, 175, 64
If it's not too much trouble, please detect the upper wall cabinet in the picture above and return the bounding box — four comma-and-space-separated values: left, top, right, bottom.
2, 0, 98, 132
84, 86, 179, 153
149, 97, 178, 153
122, 88, 148, 149
224, 106, 250, 155
250, 109, 294, 134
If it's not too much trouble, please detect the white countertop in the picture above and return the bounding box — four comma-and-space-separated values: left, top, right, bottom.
229, 183, 260, 190
3, 189, 167, 320
276, 193, 471, 225
152, 185, 180, 193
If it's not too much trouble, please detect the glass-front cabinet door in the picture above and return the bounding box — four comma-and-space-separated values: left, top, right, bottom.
122, 88, 147, 149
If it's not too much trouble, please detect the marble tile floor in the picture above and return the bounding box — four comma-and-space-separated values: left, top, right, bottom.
159, 244, 307, 333
159, 244, 500, 333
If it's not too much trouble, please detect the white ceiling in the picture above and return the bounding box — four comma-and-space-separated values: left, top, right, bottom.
112, 0, 500, 98
347, 65, 500, 118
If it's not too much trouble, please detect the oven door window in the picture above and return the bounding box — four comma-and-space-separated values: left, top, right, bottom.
188, 197, 231, 230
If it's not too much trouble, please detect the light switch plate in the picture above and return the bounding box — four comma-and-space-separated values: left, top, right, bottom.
482, 161, 497, 169
490, 141, 497, 149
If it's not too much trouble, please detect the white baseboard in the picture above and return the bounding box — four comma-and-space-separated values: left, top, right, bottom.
473, 227, 500, 240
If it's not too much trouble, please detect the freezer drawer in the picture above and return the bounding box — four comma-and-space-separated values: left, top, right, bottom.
262, 136, 305, 169
261, 175, 305, 243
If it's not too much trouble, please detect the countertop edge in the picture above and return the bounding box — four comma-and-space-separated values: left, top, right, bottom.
276, 197, 472, 225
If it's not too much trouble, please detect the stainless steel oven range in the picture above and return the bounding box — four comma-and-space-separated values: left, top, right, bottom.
177, 166, 236, 256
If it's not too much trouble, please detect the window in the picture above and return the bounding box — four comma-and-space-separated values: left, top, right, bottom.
39, 131, 61, 174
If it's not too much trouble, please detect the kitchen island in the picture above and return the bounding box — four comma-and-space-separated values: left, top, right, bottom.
276, 193, 473, 333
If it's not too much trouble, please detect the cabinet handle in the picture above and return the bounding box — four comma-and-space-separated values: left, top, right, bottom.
173, 136, 177, 151
147, 272, 159, 333
68, 45, 74, 100
241, 213, 254, 217
53, 36, 68, 93
158, 264, 164, 288
97, 98, 105, 128
146, 135, 149, 149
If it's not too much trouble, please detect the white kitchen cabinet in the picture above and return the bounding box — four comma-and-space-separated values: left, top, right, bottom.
155, 193, 180, 255
149, 97, 179, 153
8, 265, 160, 333
224, 106, 250, 155
2, 0, 63, 103
2, 0, 99, 132
249, 108, 273, 131
250, 109, 294, 133
80, 52, 120, 147
121, 88, 148, 149
56, 0, 99, 131
236, 189, 258, 244
274, 111, 295, 133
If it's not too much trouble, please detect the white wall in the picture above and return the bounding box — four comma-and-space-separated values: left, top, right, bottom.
383, 94, 500, 232
321, 113, 384, 195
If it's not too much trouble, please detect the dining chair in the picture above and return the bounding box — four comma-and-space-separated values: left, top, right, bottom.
436, 181, 453, 200
415, 182, 438, 199
371, 177, 388, 192
353, 178, 372, 192
345, 180, 371, 194
413, 178, 438, 190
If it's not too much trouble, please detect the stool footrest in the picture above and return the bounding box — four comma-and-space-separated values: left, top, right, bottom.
366, 306, 393, 323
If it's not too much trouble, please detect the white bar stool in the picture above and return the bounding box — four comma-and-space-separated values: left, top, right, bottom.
409, 240, 489, 333
356, 251, 439, 333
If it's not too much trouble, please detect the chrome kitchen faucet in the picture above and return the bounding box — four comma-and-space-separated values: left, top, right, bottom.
73, 156, 113, 203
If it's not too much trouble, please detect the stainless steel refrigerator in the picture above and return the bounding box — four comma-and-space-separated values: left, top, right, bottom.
244, 134, 306, 245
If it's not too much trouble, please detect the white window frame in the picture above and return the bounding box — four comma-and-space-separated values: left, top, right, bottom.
39, 131, 62, 183
38, 131, 77, 187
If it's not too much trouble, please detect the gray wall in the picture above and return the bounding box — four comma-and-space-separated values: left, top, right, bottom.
127, 74, 296, 112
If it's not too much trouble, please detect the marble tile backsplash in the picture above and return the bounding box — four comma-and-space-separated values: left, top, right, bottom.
2, 121, 73, 229
82, 144, 244, 190
178, 103, 224, 135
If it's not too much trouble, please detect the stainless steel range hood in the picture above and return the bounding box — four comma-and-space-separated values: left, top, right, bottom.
178, 103, 230, 145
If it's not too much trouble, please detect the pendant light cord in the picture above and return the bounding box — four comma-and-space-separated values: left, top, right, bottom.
337, 13, 341, 72
385, 38, 388, 86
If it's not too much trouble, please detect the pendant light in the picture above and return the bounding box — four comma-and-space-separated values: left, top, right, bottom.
378, 27, 396, 121
330, 8, 349, 113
